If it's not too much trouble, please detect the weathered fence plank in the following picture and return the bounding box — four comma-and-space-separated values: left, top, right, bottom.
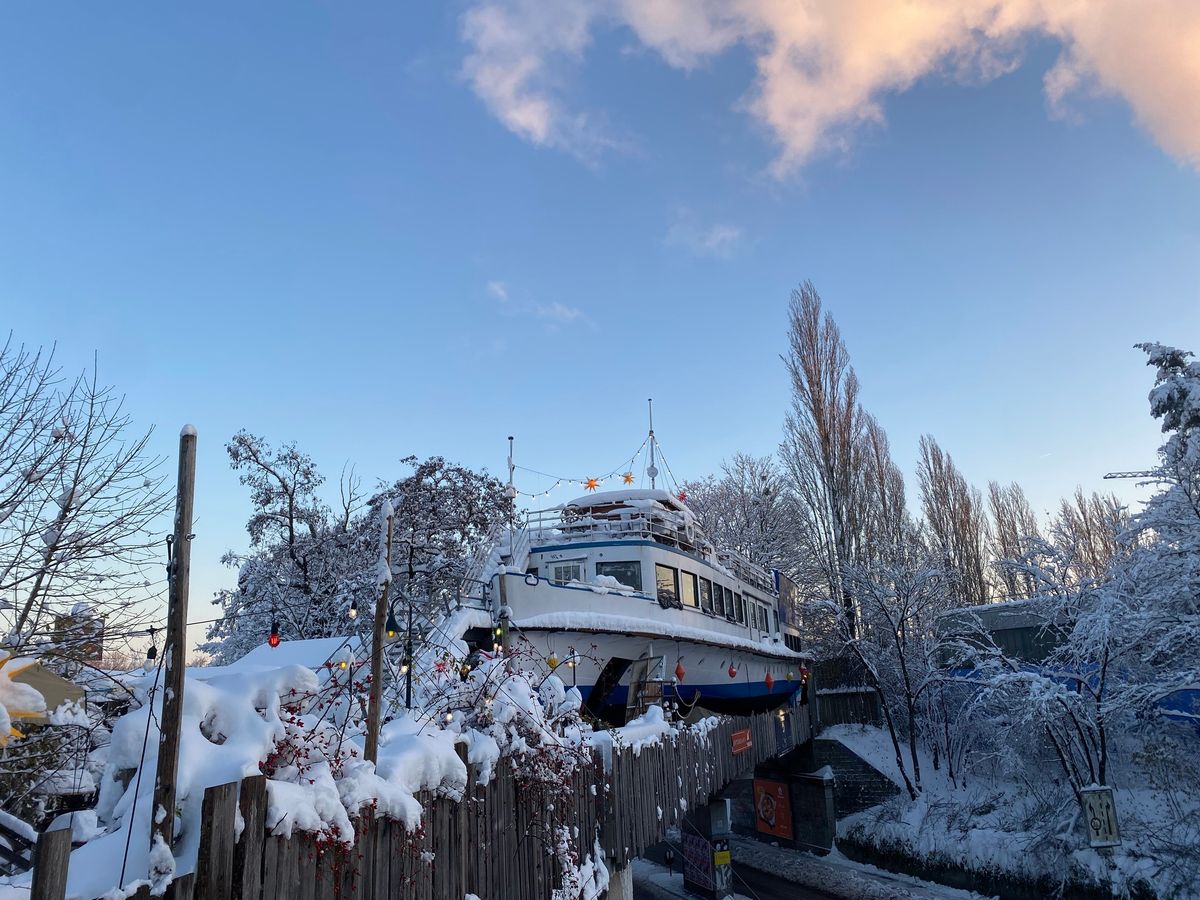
233, 775, 267, 900
29, 825, 71, 900
195, 780, 238, 899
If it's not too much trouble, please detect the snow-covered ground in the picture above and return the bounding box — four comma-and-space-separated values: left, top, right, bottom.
826, 724, 1197, 899
632, 838, 992, 900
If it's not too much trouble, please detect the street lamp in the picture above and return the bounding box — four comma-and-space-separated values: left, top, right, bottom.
382, 598, 415, 710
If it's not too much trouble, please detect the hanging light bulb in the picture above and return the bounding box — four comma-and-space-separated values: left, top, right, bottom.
268, 619, 281, 648
728, 664, 738, 678
145, 642, 157, 662
547, 651, 560, 669
444, 711, 454, 723
399, 659, 410, 675
385, 608, 400, 641
338, 658, 349, 670
348, 598, 359, 620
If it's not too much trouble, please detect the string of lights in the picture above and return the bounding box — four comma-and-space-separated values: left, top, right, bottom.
511, 436, 649, 497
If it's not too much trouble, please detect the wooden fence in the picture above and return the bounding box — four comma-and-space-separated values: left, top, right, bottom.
30, 705, 812, 900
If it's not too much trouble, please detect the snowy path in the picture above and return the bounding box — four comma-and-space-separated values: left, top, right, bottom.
635, 838, 995, 900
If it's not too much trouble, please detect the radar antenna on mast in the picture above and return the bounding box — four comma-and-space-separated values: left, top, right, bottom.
646, 398, 658, 489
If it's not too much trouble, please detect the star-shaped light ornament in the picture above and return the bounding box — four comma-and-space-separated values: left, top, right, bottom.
585, 477, 600, 492
677, 490, 688, 503
622, 472, 635, 485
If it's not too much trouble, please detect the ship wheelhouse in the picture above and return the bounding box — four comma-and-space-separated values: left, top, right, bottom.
521, 489, 787, 648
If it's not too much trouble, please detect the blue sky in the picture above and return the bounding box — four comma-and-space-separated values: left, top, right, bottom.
2, 3, 1198, 647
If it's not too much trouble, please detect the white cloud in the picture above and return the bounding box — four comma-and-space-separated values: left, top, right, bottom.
483, 281, 592, 328
459, 0, 1200, 173
664, 212, 744, 258
535, 301, 587, 323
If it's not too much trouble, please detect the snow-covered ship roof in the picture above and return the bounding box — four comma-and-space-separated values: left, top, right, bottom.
563, 488, 686, 511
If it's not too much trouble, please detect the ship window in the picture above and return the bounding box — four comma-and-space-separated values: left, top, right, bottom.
680, 572, 698, 607
773, 610, 779, 634
734, 594, 745, 625
699, 578, 713, 613
655, 564, 679, 606
724, 587, 736, 620
595, 561, 642, 592
551, 562, 583, 584
714, 584, 727, 618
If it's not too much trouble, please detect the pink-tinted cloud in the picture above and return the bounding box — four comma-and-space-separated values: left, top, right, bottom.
460, 0, 1200, 173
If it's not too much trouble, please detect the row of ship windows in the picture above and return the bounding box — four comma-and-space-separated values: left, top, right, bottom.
535, 558, 776, 632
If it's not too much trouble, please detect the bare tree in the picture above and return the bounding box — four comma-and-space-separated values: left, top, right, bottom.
1050, 488, 1127, 583
916, 435, 990, 606
987, 481, 1042, 598
0, 338, 171, 665
860, 414, 912, 563
779, 282, 867, 620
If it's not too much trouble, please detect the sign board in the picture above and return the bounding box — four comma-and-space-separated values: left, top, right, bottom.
731, 728, 753, 755
753, 779, 794, 840
1080, 787, 1121, 848
774, 711, 794, 755
681, 830, 713, 891
711, 837, 733, 896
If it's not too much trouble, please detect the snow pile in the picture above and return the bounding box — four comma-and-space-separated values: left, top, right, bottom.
589, 705, 672, 772
18, 661, 468, 898
827, 725, 1192, 899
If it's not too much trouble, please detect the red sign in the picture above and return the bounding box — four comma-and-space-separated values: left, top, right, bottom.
731, 728, 753, 755
753, 779, 793, 840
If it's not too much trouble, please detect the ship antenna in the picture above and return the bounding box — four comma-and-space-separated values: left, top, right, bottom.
506, 435, 516, 529
646, 398, 658, 490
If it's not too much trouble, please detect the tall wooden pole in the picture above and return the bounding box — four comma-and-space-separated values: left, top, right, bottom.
364, 507, 393, 764
150, 425, 196, 868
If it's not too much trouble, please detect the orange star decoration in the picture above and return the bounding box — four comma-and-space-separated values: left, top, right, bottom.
585, 477, 600, 491
622, 472, 635, 485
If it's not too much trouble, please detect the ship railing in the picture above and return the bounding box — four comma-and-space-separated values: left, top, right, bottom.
525, 507, 709, 556
715, 548, 777, 595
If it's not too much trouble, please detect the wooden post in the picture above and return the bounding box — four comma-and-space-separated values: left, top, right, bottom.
29, 825, 71, 900
364, 506, 394, 764
151, 425, 196, 870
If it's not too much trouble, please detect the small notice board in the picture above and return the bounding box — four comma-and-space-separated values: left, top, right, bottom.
1080, 787, 1121, 848
731, 728, 753, 755
753, 779, 794, 840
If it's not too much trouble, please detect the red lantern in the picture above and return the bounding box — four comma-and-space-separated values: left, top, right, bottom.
728, 664, 738, 679
674, 660, 686, 682
800, 664, 810, 684
268, 618, 281, 648
765, 672, 775, 692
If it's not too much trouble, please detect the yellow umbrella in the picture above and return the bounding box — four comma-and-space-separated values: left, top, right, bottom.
0, 653, 49, 746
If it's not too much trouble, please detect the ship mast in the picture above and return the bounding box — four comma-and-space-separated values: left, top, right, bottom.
646, 398, 658, 489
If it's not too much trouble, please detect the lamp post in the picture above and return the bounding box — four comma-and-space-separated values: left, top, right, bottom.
383, 596, 415, 711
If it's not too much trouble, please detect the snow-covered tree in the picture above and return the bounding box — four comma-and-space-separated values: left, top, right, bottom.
202, 432, 375, 663
373, 455, 512, 604
804, 555, 993, 799
681, 453, 792, 571
204, 441, 512, 664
